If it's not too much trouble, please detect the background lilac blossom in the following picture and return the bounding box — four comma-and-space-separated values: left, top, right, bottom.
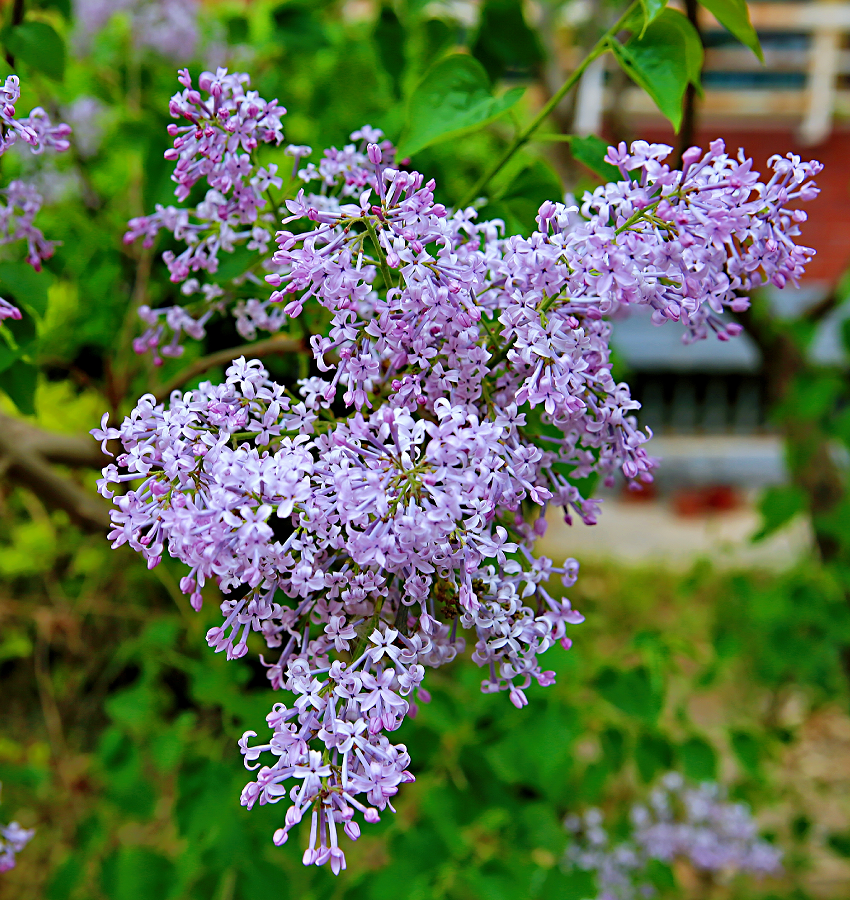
564, 772, 783, 899
72, 0, 200, 61
0, 75, 70, 320
100, 68, 822, 875
0, 785, 34, 874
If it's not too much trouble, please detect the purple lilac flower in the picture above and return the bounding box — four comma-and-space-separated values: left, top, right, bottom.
72, 0, 199, 61
107, 68, 821, 874
0, 181, 58, 271
63, 96, 109, 158
0, 76, 71, 318
0, 786, 35, 874
564, 772, 783, 899
124, 68, 286, 357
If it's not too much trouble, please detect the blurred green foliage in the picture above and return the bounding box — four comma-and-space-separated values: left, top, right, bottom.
2, 497, 849, 898
0, 0, 847, 898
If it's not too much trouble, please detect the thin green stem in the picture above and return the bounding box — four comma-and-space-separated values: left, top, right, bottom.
364, 218, 393, 290
459, 0, 640, 207
614, 196, 664, 235
533, 134, 576, 142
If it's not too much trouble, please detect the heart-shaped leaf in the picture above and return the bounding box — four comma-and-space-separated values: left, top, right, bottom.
610, 9, 703, 131
398, 54, 524, 158
699, 0, 763, 61
639, 0, 669, 32
4, 22, 65, 81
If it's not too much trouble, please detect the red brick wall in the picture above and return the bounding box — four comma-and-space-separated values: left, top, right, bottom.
630, 125, 850, 285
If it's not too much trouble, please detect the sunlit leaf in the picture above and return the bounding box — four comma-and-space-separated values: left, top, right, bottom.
610, 9, 703, 131
398, 54, 524, 157
699, 0, 763, 61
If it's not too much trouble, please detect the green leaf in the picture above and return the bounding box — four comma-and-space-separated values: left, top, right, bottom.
635, 731, 673, 782
594, 665, 664, 724
600, 727, 626, 772
46, 855, 82, 900
0, 261, 51, 317
398, 54, 524, 157
640, 0, 669, 32
828, 831, 850, 858
472, 0, 544, 82
753, 484, 806, 542
104, 683, 161, 733
271, 2, 328, 51
566, 134, 622, 182
4, 22, 65, 81
482, 159, 563, 235
730, 729, 761, 775
0, 359, 37, 415
645, 859, 677, 891
33, 0, 72, 18
225, 15, 250, 43
610, 9, 703, 131
4, 311, 37, 351
679, 736, 717, 781
374, 6, 406, 96
698, 0, 763, 61
100, 848, 175, 900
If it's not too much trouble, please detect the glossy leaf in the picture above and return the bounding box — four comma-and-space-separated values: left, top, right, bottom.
699, 0, 763, 61
639, 0, 669, 32
610, 9, 703, 131
4, 22, 65, 80
398, 54, 524, 157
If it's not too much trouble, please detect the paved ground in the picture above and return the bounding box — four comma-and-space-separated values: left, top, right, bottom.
538, 494, 811, 570
537, 434, 812, 570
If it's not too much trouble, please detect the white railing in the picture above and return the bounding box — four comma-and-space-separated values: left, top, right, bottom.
573, 2, 850, 144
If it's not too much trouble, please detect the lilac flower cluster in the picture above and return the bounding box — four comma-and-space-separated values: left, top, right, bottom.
124, 68, 286, 360
95, 356, 584, 872
564, 772, 782, 899
0, 76, 71, 319
0, 786, 35, 874
72, 0, 200, 62
107, 69, 821, 874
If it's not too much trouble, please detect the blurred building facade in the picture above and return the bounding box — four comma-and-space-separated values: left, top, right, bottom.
574, 0, 850, 493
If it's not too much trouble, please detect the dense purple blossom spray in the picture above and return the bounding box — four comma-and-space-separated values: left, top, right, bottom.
100, 68, 821, 873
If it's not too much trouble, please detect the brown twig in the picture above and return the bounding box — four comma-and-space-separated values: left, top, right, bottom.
0, 412, 109, 468
152, 335, 303, 403
0, 413, 111, 531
